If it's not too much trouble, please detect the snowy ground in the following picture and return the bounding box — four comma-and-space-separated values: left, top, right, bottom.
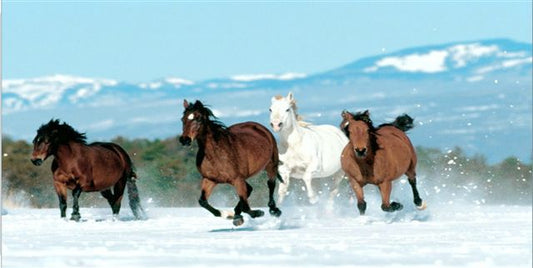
1, 204, 531, 268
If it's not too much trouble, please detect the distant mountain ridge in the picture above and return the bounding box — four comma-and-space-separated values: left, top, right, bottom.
2, 38, 532, 163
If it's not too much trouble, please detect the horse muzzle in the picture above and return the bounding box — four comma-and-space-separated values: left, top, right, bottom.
31, 158, 43, 166
354, 148, 367, 158
179, 136, 192, 146
270, 121, 283, 132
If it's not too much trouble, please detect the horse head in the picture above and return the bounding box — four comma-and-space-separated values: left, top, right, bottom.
269, 92, 299, 132
31, 119, 86, 165
180, 100, 223, 146
341, 110, 375, 158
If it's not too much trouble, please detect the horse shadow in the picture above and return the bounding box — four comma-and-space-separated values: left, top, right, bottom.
209, 217, 302, 233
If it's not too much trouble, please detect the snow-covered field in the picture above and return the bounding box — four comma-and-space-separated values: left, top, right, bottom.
2, 204, 531, 268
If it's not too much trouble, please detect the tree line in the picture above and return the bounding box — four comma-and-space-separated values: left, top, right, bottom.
2, 135, 531, 209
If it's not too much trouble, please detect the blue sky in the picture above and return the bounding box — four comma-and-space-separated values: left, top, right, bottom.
2, 1, 532, 83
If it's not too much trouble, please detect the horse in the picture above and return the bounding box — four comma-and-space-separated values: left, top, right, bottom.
30, 119, 146, 221
339, 110, 427, 215
179, 100, 282, 226
269, 92, 348, 205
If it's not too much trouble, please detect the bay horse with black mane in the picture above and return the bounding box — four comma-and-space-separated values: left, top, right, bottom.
340, 110, 427, 215
179, 100, 282, 226
31, 119, 146, 221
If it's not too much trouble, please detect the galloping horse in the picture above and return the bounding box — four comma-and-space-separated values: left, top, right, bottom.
30, 119, 146, 221
179, 100, 282, 226
340, 110, 426, 215
269, 92, 348, 204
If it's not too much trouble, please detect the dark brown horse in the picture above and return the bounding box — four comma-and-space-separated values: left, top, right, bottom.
340, 110, 426, 215
179, 100, 282, 226
30, 119, 146, 221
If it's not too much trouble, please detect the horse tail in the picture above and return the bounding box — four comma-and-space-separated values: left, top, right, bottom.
126, 176, 147, 220
111, 143, 147, 220
392, 114, 414, 132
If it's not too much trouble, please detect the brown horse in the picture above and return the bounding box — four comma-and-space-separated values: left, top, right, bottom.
179, 100, 282, 226
340, 110, 426, 215
30, 119, 146, 221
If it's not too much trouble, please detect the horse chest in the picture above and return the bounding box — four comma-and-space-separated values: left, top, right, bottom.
53, 169, 79, 189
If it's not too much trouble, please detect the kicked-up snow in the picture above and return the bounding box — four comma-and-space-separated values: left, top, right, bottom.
1, 205, 531, 268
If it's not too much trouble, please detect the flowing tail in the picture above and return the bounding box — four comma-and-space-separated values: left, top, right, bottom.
127, 173, 147, 220
391, 114, 414, 132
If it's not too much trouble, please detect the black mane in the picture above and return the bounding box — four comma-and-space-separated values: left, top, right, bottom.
34, 119, 87, 145
185, 100, 230, 139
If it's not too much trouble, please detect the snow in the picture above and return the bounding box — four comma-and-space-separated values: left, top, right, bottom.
2, 75, 117, 111
364, 42, 531, 74
2, 205, 531, 268
364, 50, 449, 73
231, 72, 307, 82
164, 77, 195, 86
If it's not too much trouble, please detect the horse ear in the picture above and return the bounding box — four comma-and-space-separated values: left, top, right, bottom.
183, 100, 189, 109
363, 110, 370, 116
287, 92, 294, 102
341, 110, 351, 120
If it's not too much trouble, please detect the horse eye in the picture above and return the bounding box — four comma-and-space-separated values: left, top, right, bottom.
285, 108, 290, 112
269, 108, 272, 112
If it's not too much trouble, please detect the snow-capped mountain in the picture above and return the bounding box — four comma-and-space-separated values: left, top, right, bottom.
2, 39, 531, 163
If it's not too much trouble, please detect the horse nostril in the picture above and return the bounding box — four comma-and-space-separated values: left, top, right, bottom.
355, 148, 367, 157
31, 158, 43, 166
179, 136, 192, 146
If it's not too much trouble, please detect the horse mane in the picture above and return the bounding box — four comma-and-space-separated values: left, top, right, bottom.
275, 94, 311, 127
35, 119, 87, 145
186, 101, 230, 140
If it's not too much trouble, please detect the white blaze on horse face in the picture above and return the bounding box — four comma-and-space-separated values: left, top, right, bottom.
187, 113, 194, 120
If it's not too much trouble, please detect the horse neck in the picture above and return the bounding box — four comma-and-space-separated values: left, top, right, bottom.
54, 141, 82, 164
196, 122, 226, 153
279, 110, 302, 141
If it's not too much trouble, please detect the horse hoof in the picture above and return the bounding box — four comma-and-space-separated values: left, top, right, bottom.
269, 207, 282, 217
70, 214, 81, 222
220, 210, 235, 219
416, 201, 427, 210
233, 215, 244, 226
382, 202, 403, 212
250, 210, 264, 218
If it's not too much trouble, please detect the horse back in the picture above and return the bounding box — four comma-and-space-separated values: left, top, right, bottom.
81, 142, 133, 190
375, 126, 417, 178
227, 122, 277, 176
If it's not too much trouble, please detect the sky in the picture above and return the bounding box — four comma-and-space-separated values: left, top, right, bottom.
2, 1, 532, 83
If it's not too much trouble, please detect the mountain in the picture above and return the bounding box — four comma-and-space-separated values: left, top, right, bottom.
2, 38, 531, 163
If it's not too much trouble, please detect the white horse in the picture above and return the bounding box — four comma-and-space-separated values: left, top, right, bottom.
269, 92, 348, 205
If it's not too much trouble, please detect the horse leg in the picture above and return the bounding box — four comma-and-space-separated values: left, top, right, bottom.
347, 176, 366, 215
407, 176, 427, 210
54, 181, 68, 219
267, 178, 282, 217
328, 170, 345, 206
378, 181, 403, 212
303, 162, 319, 204
265, 156, 282, 217
101, 189, 115, 212
276, 165, 291, 205
198, 178, 225, 218
109, 179, 126, 220
70, 186, 82, 221
233, 179, 264, 226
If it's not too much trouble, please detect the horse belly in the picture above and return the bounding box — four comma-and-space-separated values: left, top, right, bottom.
84, 155, 125, 191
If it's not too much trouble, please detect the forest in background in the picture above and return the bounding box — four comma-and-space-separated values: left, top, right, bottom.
2, 135, 531, 210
